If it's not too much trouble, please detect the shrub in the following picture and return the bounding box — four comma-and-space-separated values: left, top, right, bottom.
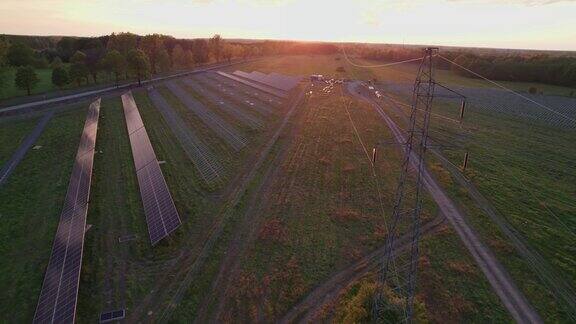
528, 86, 537, 94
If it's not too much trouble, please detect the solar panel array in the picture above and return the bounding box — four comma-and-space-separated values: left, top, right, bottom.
216, 71, 288, 98
34, 99, 101, 324
166, 81, 247, 151
121, 92, 182, 246
202, 72, 282, 111
148, 88, 224, 187
182, 78, 263, 129
233, 70, 302, 92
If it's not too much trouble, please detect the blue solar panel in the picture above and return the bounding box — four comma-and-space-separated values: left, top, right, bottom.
121, 91, 182, 246
34, 98, 100, 324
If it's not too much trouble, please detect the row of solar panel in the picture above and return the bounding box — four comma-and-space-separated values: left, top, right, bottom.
233, 70, 302, 92
121, 91, 182, 246
34, 99, 101, 324
216, 71, 288, 98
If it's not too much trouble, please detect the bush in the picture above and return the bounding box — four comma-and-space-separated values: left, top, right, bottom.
528, 86, 537, 94
336, 66, 345, 72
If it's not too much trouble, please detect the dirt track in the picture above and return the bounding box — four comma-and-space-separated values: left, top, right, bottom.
279, 216, 446, 323
349, 82, 542, 324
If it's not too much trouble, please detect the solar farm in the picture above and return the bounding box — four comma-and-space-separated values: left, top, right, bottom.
0, 54, 575, 323
0, 63, 308, 322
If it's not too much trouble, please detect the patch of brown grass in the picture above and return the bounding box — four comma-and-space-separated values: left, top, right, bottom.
488, 238, 514, 254
332, 207, 363, 222
258, 219, 288, 243
342, 162, 356, 173
447, 261, 477, 276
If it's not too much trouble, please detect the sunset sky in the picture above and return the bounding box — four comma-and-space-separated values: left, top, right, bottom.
1, 0, 575, 51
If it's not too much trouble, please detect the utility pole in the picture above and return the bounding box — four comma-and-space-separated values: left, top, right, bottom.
372, 47, 438, 323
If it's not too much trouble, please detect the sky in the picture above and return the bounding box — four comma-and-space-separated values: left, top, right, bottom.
1, 0, 575, 51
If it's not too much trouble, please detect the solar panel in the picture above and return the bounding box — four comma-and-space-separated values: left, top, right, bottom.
122, 93, 144, 135
232, 70, 302, 92
217, 71, 287, 98
34, 98, 100, 324
129, 127, 157, 171
99, 309, 126, 323
137, 161, 181, 245
121, 91, 182, 246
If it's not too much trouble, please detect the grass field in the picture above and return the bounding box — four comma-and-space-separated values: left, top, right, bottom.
375, 84, 576, 320
1, 53, 574, 323
202, 86, 510, 322
0, 107, 87, 322
0, 117, 38, 166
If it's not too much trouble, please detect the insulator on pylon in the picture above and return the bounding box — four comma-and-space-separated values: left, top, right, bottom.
462, 152, 469, 171
459, 100, 466, 122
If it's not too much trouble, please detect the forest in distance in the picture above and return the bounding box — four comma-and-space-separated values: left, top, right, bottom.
0, 32, 575, 100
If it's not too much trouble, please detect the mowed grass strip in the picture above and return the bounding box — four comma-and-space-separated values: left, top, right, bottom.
0, 107, 87, 322
77, 97, 148, 320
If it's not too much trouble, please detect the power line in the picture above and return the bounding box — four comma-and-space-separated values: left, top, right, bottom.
438, 55, 576, 125
340, 46, 423, 83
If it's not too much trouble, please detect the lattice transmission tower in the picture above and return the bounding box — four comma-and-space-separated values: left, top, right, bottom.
372, 47, 438, 323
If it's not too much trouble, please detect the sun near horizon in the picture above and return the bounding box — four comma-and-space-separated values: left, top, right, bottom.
1, 0, 575, 51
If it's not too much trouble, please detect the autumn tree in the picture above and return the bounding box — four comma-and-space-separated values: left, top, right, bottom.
183, 50, 195, 68
141, 34, 166, 74
209, 34, 223, 62
101, 49, 126, 86
51, 66, 69, 89
127, 49, 150, 85
15, 66, 39, 95
157, 48, 171, 72
222, 44, 233, 64
107, 32, 137, 56
171, 44, 186, 69
192, 39, 209, 64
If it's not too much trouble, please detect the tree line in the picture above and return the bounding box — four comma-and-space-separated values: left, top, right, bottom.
0, 33, 258, 96
344, 44, 576, 88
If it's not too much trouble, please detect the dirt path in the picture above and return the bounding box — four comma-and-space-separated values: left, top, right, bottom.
350, 82, 542, 324
128, 87, 307, 322
279, 216, 446, 323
